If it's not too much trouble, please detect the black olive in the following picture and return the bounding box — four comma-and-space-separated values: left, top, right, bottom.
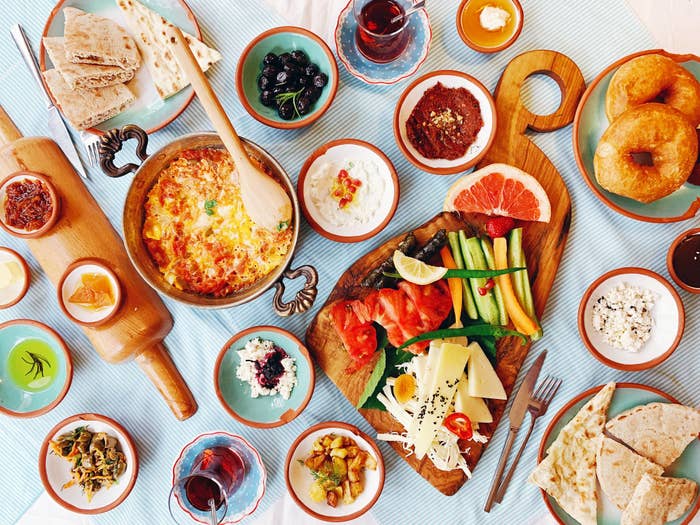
257, 75, 270, 91
275, 71, 289, 84
278, 100, 295, 120
313, 72, 328, 88
298, 75, 309, 86
304, 63, 318, 77
304, 86, 323, 103
272, 86, 285, 96
278, 52, 292, 64
295, 95, 312, 116
261, 64, 279, 79
283, 62, 302, 76
290, 50, 308, 66
260, 90, 276, 107
262, 52, 279, 66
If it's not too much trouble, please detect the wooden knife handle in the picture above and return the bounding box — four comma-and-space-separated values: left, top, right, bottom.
0, 106, 22, 146
134, 342, 198, 421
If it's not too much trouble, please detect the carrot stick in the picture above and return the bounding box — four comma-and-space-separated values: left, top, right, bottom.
440, 246, 462, 322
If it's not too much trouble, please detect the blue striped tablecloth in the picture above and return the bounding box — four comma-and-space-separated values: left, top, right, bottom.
1, 1, 698, 524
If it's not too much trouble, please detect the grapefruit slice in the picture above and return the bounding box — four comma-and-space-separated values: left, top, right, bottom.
443, 163, 551, 222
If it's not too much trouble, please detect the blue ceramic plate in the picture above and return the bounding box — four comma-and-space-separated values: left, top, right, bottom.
539, 383, 700, 525
40, 0, 203, 134
214, 326, 315, 428
0, 319, 72, 417
236, 26, 339, 129
573, 50, 700, 222
334, 0, 431, 85
171, 432, 266, 525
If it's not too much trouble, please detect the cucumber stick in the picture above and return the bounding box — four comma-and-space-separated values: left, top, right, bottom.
508, 228, 542, 340
480, 238, 509, 326
448, 232, 478, 320
458, 231, 500, 326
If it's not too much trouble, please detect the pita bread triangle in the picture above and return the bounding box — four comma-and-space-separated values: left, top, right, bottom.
529, 382, 616, 525
63, 7, 140, 70
620, 473, 698, 525
115, 0, 222, 99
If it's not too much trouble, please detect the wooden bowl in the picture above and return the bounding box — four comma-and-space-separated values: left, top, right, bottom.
39, 413, 138, 514
667, 228, 700, 293
393, 70, 497, 175
298, 138, 400, 242
0, 172, 60, 238
214, 325, 315, 428
285, 421, 385, 522
236, 26, 339, 129
0, 247, 30, 309
578, 267, 685, 371
456, 0, 524, 54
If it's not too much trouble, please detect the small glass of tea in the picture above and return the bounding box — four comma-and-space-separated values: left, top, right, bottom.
169, 446, 246, 524
353, 0, 415, 63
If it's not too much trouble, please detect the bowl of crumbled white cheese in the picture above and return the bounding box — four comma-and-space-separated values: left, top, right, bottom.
214, 326, 315, 428
578, 267, 685, 371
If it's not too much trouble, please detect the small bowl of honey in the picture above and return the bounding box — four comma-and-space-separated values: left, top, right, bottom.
58, 259, 122, 327
0, 319, 73, 418
456, 0, 524, 53
667, 228, 700, 293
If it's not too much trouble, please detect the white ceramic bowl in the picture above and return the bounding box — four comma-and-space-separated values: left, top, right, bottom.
0, 248, 30, 308
58, 260, 122, 326
578, 267, 685, 371
39, 413, 138, 514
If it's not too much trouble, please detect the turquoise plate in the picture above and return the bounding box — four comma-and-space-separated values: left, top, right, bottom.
40, 0, 202, 134
539, 383, 700, 525
214, 326, 315, 428
0, 319, 72, 417
573, 50, 700, 222
236, 26, 339, 129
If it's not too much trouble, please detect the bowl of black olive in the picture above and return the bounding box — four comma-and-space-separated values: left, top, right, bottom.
236, 26, 339, 129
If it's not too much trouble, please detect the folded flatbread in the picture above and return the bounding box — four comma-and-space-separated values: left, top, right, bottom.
43, 37, 135, 90
63, 7, 140, 70
43, 69, 135, 130
596, 436, 663, 511
116, 0, 222, 99
529, 382, 616, 525
606, 402, 700, 468
620, 474, 698, 525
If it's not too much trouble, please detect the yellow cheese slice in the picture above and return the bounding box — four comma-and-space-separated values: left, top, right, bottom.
467, 342, 506, 400
454, 374, 493, 423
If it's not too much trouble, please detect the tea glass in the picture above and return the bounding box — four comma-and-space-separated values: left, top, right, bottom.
353, 0, 415, 63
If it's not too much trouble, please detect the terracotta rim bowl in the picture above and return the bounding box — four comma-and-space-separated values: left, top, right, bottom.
0, 172, 60, 238
0, 247, 30, 309
456, 0, 524, 53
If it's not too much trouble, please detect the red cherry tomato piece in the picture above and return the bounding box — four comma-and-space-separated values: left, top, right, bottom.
445, 412, 473, 440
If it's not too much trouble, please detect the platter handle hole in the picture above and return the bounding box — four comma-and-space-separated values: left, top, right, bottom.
519, 73, 563, 117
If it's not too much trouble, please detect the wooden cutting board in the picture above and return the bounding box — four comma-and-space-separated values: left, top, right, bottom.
305, 51, 585, 496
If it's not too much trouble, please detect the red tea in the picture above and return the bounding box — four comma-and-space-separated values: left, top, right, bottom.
355, 0, 410, 63
185, 447, 245, 511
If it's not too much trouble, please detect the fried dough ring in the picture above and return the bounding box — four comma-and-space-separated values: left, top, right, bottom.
606, 54, 700, 126
594, 103, 698, 203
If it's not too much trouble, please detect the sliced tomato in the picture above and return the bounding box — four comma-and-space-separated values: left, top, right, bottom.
445, 412, 473, 440
329, 300, 378, 368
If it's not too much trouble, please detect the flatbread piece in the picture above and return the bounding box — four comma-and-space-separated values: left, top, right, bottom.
63, 7, 140, 70
529, 382, 616, 525
116, 0, 222, 99
43, 37, 135, 89
606, 402, 700, 468
620, 473, 698, 525
596, 436, 664, 511
43, 69, 135, 130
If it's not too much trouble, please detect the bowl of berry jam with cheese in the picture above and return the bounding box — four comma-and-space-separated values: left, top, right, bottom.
298, 138, 399, 243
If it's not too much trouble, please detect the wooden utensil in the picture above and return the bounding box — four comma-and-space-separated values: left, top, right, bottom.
0, 106, 197, 420
305, 50, 585, 496
166, 26, 292, 233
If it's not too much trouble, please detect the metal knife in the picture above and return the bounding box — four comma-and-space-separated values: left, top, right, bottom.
484, 350, 547, 512
10, 24, 88, 179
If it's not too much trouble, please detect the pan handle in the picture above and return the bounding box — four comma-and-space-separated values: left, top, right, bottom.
272, 265, 318, 316
99, 124, 150, 177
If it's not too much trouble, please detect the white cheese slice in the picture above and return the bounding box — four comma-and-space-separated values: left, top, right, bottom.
467, 342, 506, 400
454, 374, 493, 423
412, 342, 471, 460
0, 261, 21, 289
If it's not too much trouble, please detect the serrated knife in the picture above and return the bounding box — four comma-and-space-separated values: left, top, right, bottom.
484, 349, 547, 512
10, 24, 88, 179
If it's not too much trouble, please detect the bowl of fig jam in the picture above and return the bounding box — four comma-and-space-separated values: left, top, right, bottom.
0, 172, 59, 238
667, 228, 700, 293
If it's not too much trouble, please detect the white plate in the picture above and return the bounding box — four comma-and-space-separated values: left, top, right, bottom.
59, 262, 121, 325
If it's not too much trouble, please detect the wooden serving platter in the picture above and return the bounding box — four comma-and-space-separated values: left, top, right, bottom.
306, 50, 585, 496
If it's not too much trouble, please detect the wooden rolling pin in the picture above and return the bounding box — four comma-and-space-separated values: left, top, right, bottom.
0, 106, 197, 420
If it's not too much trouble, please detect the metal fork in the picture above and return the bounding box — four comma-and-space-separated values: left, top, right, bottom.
494, 374, 562, 503
80, 130, 101, 168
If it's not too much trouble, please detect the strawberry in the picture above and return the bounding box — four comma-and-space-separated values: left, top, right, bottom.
486, 216, 516, 238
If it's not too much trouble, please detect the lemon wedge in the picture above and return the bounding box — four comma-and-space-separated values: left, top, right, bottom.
392, 250, 447, 285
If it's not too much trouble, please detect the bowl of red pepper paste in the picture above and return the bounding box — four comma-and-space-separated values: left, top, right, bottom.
0, 172, 60, 238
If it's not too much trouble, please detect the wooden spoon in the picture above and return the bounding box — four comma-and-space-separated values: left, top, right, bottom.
167, 26, 292, 232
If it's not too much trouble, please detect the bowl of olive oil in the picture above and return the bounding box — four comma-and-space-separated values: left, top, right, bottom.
0, 319, 72, 417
